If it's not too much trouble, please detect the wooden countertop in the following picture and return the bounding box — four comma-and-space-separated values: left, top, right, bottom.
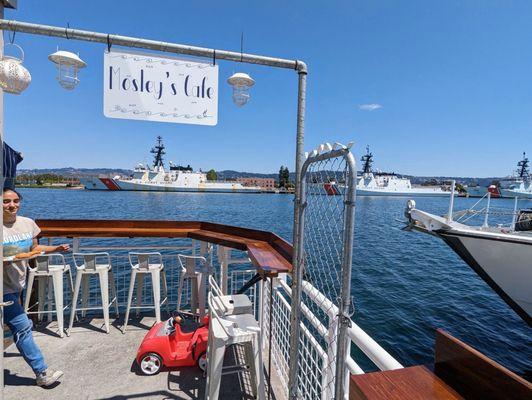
35, 219, 293, 276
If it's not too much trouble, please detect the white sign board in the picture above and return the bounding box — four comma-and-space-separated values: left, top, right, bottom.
103, 50, 218, 125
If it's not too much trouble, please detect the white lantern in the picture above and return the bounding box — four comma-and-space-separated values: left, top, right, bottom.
0, 44, 31, 95
48, 50, 86, 90
227, 72, 254, 107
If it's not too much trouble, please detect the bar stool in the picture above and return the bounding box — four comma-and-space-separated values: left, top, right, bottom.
68, 252, 119, 335
122, 252, 169, 333
24, 254, 74, 338
177, 254, 214, 319
205, 293, 265, 400
208, 276, 253, 316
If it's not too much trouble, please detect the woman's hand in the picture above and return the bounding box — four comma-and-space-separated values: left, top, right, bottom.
55, 244, 70, 252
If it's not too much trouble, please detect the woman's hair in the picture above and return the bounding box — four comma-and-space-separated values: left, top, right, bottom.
3, 187, 23, 201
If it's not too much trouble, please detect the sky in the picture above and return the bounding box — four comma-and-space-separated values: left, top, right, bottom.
3, 1, 532, 177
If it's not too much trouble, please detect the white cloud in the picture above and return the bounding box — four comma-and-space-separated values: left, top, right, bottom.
358, 103, 383, 111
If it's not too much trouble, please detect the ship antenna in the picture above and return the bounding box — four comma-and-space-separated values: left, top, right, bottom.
150, 136, 166, 169
516, 151, 529, 178
361, 145, 373, 174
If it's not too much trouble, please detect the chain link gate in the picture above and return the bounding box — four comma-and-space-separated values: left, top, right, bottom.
288, 143, 356, 400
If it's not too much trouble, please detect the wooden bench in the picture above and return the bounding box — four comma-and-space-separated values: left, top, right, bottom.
350, 329, 531, 399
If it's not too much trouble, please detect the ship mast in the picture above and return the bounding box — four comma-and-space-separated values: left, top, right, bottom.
151, 136, 166, 169
517, 152, 529, 179
361, 146, 373, 174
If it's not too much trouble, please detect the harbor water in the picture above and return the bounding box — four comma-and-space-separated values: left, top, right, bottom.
18, 188, 531, 378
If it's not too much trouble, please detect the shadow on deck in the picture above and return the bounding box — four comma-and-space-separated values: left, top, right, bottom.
4, 315, 281, 400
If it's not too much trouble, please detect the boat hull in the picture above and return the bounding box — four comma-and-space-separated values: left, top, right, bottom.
437, 230, 532, 325
81, 177, 262, 193
409, 208, 532, 325
437, 231, 532, 325
500, 189, 532, 199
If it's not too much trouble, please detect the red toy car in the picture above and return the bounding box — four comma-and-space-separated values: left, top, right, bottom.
136, 312, 209, 375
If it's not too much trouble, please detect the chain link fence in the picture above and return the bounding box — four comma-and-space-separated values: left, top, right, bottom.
289, 144, 356, 400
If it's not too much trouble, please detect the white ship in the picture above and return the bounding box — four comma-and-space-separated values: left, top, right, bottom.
324, 147, 451, 196
82, 137, 261, 193
466, 153, 531, 199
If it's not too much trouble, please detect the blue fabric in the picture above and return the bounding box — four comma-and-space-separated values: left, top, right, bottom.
3, 142, 23, 190
3, 292, 47, 374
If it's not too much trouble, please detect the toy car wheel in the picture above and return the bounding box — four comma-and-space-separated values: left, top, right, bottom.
139, 353, 163, 375
197, 352, 207, 372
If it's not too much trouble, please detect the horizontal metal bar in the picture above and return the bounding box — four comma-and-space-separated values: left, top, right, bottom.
346, 357, 365, 375
0, 19, 307, 72
300, 280, 403, 371
278, 280, 328, 338
347, 323, 403, 371
77, 246, 194, 251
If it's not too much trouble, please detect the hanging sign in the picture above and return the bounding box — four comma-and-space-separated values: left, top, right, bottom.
103, 50, 218, 126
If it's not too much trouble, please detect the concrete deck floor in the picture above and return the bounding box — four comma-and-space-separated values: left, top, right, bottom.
4, 315, 283, 400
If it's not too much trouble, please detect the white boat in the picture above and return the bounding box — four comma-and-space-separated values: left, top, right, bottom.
82, 137, 261, 193
323, 147, 451, 196
404, 193, 532, 325
466, 152, 531, 198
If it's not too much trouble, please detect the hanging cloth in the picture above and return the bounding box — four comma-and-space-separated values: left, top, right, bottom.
3, 142, 23, 190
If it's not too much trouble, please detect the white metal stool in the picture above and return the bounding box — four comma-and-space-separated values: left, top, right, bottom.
122, 252, 169, 333
205, 293, 265, 400
208, 276, 253, 316
24, 254, 74, 338
177, 254, 214, 319
68, 252, 119, 335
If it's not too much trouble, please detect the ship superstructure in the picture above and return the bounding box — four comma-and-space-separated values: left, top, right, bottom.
355, 147, 450, 197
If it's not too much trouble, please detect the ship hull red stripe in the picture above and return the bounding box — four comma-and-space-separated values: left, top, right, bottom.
100, 178, 121, 190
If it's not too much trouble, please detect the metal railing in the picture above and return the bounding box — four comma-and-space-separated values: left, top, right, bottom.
263, 277, 402, 400
34, 235, 402, 400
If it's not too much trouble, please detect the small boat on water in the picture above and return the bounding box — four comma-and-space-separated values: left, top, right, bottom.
405, 191, 532, 325
467, 152, 531, 198
81, 137, 261, 193
324, 147, 451, 197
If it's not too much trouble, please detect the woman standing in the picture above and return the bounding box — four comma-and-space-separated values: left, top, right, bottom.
3, 188, 69, 387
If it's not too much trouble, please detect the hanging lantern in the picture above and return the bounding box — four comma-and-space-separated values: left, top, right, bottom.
0, 44, 31, 95
227, 72, 254, 107
48, 50, 86, 90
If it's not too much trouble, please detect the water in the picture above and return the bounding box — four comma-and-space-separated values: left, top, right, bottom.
17, 189, 531, 377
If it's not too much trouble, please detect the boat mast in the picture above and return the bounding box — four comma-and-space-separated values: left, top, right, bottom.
361, 145, 373, 174
517, 152, 529, 179
150, 136, 165, 169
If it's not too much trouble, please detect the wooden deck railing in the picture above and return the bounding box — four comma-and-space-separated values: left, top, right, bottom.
36, 219, 293, 276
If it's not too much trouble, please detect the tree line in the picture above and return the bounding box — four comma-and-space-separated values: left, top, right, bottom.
16, 173, 79, 186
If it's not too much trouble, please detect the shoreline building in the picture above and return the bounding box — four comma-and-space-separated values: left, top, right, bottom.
237, 177, 275, 190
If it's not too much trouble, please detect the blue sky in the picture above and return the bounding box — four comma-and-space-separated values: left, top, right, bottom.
4, 1, 531, 176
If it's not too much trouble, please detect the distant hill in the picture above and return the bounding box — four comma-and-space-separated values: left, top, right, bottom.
17, 167, 502, 187
18, 167, 133, 178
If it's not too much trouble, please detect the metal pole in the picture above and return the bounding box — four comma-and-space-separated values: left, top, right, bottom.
446, 180, 456, 223
483, 191, 491, 228
334, 151, 356, 400
268, 277, 273, 400
0, 5, 5, 395
511, 196, 518, 230
0, 19, 299, 71
288, 63, 307, 400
